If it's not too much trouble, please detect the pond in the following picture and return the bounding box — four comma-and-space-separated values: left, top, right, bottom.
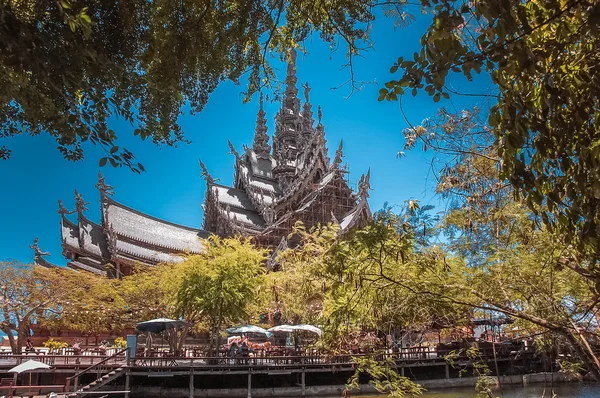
337, 383, 600, 397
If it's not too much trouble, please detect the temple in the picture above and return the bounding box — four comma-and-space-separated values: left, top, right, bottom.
46, 50, 372, 277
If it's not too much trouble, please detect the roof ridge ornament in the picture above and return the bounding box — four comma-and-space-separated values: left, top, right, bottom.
358, 169, 371, 199
57, 199, 75, 215
30, 237, 51, 259
332, 139, 344, 170
96, 172, 114, 196
253, 93, 271, 158
74, 189, 89, 215
228, 140, 241, 160
199, 160, 214, 185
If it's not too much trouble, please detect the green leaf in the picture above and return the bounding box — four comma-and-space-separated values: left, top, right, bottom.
390, 65, 398, 73
99, 157, 107, 167
433, 93, 441, 102
110, 146, 119, 154
109, 158, 118, 167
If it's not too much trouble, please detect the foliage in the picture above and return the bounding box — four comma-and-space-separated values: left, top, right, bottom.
42, 338, 69, 351
381, 0, 600, 274
345, 355, 424, 397
113, 336, 127, 348
0, 262, 102, 353
266, 222, 338, 324
176, 236, 267, 354
0, 0, 408, 168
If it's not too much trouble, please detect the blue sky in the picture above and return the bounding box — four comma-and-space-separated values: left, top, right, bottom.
0, 11, 493, 266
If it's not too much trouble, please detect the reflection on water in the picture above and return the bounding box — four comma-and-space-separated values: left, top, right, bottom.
334, 383, 600, 398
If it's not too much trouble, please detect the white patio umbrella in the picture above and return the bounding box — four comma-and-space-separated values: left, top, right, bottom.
268, 324, 323, 336
292, 324, 323, 337
9, 359, 51, 388
226, 325, 273, 337
267, 325, 296, 334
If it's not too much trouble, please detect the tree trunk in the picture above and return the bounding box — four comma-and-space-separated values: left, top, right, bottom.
560, 327, 600, 381
1, 327, 17, 354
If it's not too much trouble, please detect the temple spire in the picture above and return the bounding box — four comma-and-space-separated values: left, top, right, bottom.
252, 93, 271, 158
283, 49, 300, 114
332, 140, 344, 170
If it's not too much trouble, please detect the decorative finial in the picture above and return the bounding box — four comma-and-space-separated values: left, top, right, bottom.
332, 140, 344, 169
358, 169, 371, 198
228, 140, 240, 160
302, 82, 311, 104
74, 189, 89, 215
96, 172, 114, 196
30, 237, 50, 259
317, 105, 323, 125
199, 160, 214, 185
301, 82, 314, 131
57, 199, 74, 215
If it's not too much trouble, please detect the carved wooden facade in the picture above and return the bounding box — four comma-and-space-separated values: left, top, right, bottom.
47, 51, 371, 276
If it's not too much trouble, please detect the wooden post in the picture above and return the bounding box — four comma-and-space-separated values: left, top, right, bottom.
301, 369, 306, 397
124, 370, 130, 398
445, 364, 450, 379
247, 369, 252, 398
400, 366, 405, 377
189, 370, 194, 398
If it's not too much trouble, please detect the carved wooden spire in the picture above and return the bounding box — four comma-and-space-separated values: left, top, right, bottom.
332, 139, 344, 170
283, 49, 300, 114
252, 93, 271, 158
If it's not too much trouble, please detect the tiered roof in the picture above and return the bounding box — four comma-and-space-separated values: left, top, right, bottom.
45, 49, 372, 276
55, 173, 208, 276
201, 50, 372, 250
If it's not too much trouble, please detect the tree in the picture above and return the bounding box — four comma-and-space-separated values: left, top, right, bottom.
1, 0, 408, 168
381, 0, 600, 273
400, 108, 600, 381
0, 262, 104, 353
176, 236, 266, 356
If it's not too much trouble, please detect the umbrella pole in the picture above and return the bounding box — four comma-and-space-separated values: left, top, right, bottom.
29, 372, 32, 388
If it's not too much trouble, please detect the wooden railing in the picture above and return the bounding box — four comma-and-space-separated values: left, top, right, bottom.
129, 348, 535, 369
65, 348, 128, 392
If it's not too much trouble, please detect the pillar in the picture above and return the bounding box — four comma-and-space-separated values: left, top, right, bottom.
189, 370, 194, 398
247, 370, 252, 398
400, 366, 405, 377
125, 370, 130, 398
445, 364, 450, 379
301, 370, 306, 397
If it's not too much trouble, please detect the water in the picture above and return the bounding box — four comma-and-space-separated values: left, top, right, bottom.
340, 383, 600, 397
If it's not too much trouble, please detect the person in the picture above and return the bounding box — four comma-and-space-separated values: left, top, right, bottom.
25, 338, 35, 354
240, 341, 249, 364
98, 341, 107, 355
72, 339, 82, 355
229, 342, 238, 360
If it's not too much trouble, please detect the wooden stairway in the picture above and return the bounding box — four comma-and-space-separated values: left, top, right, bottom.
65, 348, 128, 397
68, 366, 126, 397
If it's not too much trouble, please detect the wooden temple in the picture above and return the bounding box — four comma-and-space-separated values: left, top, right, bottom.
40, 50, 372, 277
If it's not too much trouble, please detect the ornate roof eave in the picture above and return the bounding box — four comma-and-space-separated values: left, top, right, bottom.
216, 207, 262, 235
101, 195, 207, 253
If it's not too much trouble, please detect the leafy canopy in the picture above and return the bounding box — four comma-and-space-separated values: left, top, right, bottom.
0, 0, 407, 169
380, 0, 600, 268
